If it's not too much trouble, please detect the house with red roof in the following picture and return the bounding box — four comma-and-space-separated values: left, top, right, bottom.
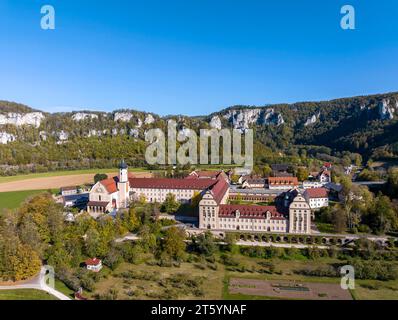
318, 170, 332, 184
268, 177, 299, 190
85, 258, 102, 272
304, 187, 329, 209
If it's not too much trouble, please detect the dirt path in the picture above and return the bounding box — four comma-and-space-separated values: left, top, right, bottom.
0, 172, 152, 192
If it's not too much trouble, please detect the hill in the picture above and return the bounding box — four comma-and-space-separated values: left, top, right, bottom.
0, 92, 397, 174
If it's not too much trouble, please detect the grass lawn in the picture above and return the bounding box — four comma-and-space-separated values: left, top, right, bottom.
315, 222, 336, 234
0, 167, 151, 184
0, 289, 57, 300
0, 190, 53, 211
55, 279, 76, 299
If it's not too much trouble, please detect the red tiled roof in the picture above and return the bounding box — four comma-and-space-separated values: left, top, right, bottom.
209, 177, 229, 204
128, 178, 216, 190
85, 258, 101, 266
305, 188, 328, 198
99, 177, 119, 194
244, 178, 266, 184
188, 170, 222, 179
268, 177, 298, 186
219, 204, 286, 220
323, 162, 332, 168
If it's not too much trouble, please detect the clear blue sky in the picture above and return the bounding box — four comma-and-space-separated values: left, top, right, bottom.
0, 0, 397, 116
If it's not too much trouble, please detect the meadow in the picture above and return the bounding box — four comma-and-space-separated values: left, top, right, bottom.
0, 190, 51, 211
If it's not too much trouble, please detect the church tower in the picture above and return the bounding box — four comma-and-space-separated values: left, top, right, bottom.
118, 159, 130, 209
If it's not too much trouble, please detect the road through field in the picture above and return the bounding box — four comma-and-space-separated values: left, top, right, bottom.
0, 171, 152, 192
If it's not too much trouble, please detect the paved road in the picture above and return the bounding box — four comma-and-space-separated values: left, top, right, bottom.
0, 267, 72, 300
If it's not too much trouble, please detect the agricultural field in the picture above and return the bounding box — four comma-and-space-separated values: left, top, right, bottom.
78, 253, 398, 300
0, 190, 51, 211
86, 261, 224, 300
0, 168, 145, 184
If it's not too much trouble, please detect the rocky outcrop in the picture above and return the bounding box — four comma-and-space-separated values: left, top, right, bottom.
378, 99, 395, 120
39, 131, 48, 141
222, 108, 284, 132
114, 112, 134, 122
209, 116, 222, 130
144, 114, 155, 125
0, 112, 44, 128
72, 112, 98, 121
129, 129, 139, 138
56, 130, 69, 141
0, 132, 16, 144
304, 113, 320, 126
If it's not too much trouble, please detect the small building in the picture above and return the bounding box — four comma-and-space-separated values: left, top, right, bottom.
85, 258, 103, 272
61, 186, 78, 196
304, 188, 329, 209
242, 178, 266, 189
268, 177, 299, 190
63, 193, 89, 208
319, 170, 332, 184
303, 181, 324, 189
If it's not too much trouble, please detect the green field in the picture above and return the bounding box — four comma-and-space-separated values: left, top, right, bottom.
0, 190, 52, 211
0, 289, 57, 300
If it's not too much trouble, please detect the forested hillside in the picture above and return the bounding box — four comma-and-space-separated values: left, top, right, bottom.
0, 92, 397, 175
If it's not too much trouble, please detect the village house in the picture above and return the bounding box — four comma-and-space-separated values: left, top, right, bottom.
268, 177, 299, 190
85, 258, 103, 272
304, 187, 329, 209
241, 177, 266, 189
61, 186, 78, 196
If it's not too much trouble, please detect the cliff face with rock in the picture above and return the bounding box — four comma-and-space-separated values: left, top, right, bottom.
0, 92, 398, 171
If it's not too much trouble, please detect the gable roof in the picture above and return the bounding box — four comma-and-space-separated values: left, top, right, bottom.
85, 258, 101, 266
305, 188, 328, 198
128, 178, 216, 190
320, 170, 331, 177
209, 177, 229, 204
268, 177, 298, 186
219, 204, 286, 220
99, 177, 119, 194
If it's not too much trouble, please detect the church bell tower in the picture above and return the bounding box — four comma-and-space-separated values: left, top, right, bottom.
118, 159, 129, 208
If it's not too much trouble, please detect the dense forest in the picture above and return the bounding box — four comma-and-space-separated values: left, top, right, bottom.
0, 92, 397, 175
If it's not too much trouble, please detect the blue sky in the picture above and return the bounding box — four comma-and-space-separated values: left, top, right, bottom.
0, 0, 397, 116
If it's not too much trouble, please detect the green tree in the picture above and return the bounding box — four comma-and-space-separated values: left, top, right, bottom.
94, 173, 108, 184
161, 193, 180, 214
192, 231, 217, 256
332, 208, 347, 233
296, 167, 309, 182
162, 226, 186, 261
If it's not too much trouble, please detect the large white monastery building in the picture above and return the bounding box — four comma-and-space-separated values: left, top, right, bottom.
88, 161, 314, 234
